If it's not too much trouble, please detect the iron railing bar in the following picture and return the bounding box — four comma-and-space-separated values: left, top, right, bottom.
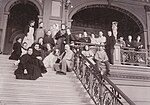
103, 76, 136, 105
74, 48, 136, 105
82, 59, 129, 105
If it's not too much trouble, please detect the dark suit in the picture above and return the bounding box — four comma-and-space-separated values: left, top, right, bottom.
55, 30, 67, 54
125, 40, 134, 48
53, 50, 74, 73
43, 35, 55, 47
105, 35, 116, 64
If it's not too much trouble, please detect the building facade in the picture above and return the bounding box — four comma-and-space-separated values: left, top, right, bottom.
0, 0, 150, 54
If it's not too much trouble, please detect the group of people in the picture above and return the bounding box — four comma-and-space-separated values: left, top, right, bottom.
75, 30, 143, 74
82, 45, 110, 75
117, 35, 143, 50
8, 19, 144, 79
77, 30, 116, 65
9, 20, 76, 80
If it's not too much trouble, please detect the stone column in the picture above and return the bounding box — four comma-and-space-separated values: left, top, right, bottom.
68, 19, 73, 28
0, 12, 9, 53
113, 43, 121, 65
43, 0, 51, 31
61, 0, 66, 24
143, 31, 148, 50
145, 5, 150, 52
38, 15, 43, 23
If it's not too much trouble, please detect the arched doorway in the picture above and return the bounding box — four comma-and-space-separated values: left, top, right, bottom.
71, 5, 144, 44
3, 1, 39, 54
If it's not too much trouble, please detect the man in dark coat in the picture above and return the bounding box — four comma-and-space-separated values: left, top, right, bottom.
55, 24, 67, 54
66, 28, 76, 44
43, 30, 55, 48
32, 43, 47, 74
82, 31, 91, 43
125, 35, 134, 48
105, 31, 116, 65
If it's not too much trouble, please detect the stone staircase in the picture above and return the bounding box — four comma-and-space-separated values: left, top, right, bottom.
107, 64, 150, 105
0, 55, 95, 105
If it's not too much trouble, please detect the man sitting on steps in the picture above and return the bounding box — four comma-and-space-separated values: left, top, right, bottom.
53, 44, 74, 75
95, 46, 110, 75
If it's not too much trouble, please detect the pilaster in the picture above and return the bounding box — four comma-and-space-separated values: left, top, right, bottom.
113, 44, 121, 65
1, 12, 9, 52
144, 5, 150, 51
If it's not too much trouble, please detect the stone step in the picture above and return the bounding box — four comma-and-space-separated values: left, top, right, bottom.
0, 55, 94, 105
111, 64, 150, 72
1, 100, 95, 105
110, 78, 150, 105
100, 64, 150, 81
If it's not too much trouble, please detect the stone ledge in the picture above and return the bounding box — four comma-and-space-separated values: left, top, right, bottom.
109, 73, 150, 81
100, 64, 150, 80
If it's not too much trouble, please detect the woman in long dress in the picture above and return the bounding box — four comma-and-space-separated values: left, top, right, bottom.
9, 37, 22, 60
35, 22, 45, 41
22, 20, 35, 48
14, 47, 42, 80
43, 49, 60, 69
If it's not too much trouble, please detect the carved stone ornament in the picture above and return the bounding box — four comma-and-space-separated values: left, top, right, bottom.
0, 0, 2, 8
144, 5, 150, 12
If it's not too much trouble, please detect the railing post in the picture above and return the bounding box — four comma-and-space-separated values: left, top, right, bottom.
99, 76, 103, 105
89, 73, 94, 95
113, 43, 121, 65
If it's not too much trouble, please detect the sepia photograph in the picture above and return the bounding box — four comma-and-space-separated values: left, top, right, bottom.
0, 0, 150, 105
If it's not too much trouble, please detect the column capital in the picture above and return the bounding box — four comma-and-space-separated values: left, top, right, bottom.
4, 11, 10, 15
38, 15, 43, 19
144, 5, 150, 12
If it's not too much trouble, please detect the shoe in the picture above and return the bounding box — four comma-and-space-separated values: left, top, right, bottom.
42, 70, 47, 74
56, 71, 61, 74
61, 72, 66, 75
56, 71, 66, 75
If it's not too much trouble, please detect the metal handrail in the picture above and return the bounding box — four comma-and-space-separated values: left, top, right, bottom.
72, 45, 136, 105
73, 42, 149, 66
120, 47, 148, 65
75, 41, 105, 47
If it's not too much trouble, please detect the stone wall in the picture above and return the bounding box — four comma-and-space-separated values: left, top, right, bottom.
0, 0, 150, 52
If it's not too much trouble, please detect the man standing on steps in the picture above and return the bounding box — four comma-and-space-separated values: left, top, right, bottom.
53, 44, 74, 75
105, 31, 116, 65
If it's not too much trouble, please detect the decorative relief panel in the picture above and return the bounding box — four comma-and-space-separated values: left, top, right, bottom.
144, 5, 150, 12
38, 0, 43, 3
51, 1, 61, 17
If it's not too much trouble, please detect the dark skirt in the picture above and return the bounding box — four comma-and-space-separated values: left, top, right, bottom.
9, 52, 20, 60
55, 37, 65, 54
14, 64, 42, 80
